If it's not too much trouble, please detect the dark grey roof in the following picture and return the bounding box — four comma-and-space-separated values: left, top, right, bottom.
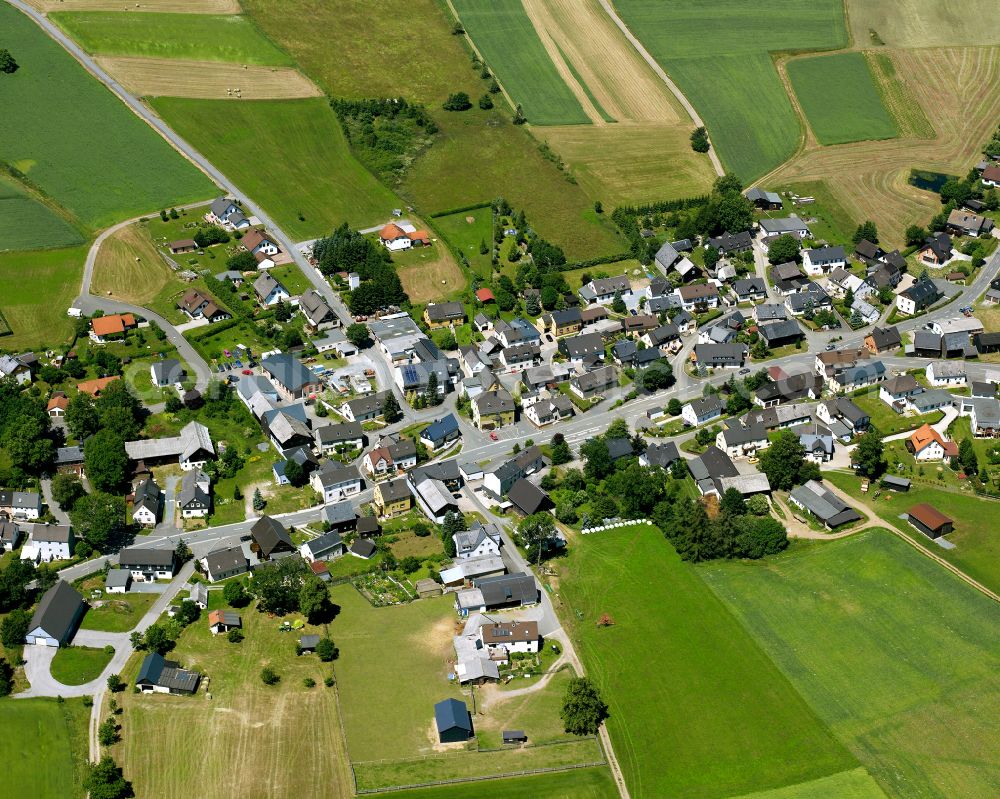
262, 353, 315, 392
119, 547, 175, 568
560, 332, 604, 359
759, 319, 802, 344
425, 301, 466, 322
350, 538, 376, 558
435, 698, 472, 734
304, 530, 343, 557
868, 326, 901, 350
913, 330, 942, 351
203, 545, 248, 577
474, 572, 537, 607
506, 479, 550, 515
789, 480, 860, 527
29, 581, 85, 643
643, 442, 680, 467
316, 421, 363, 445
136, 652, 199, 693
251, 516, 293, 556
902, 276, 940, 305
689, 446, 738, 482
378, 476, 411, 503
732, 277, 766, 297
133, 479, 162, 514
322, 500, 357, 526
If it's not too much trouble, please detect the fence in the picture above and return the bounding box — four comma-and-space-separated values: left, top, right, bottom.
581, 519, 653, 535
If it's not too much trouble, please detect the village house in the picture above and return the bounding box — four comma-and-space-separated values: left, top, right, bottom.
136, 652, 201, 694
681, 395, 725, 427
420, 414, 461, 452
524, 396, 574, 427
570, 365, 619, 400
315, 421, 363, 457
477, 620, 540, 662
906, 424, 957, 462
472, 389, 516, 430
125, 421, 214, 471
715, 422, 769, 459
410, 476, 458, 523
759, 216, 811, 240
299, 289, 338, 331
20, 524, 74, 563
945, 208, 993, 237
373, 477, 412, 518
241, 229, 279, 258
731, 277, 767, 303
362, 434, 418, 477
89, 313, 136, 343
483, 447, 546, 500
796, 422, 835, 463
310, 460, 362, 503
207, 196, 250, 230
261, 353, 322, 401
742, 403, 813, 432
455, 523, 503, 560
541, 308, 582, 338
802, 245, 847, 276
864, 326, 902, 354
300, 530, 346, 562
25, 581, 86, 647
209, 610, 242, 635
253, 272, 289, 307
201, 545, 250, 582
131, 478, 162, 527
829, 361, 886, 393
815, 346, 871, 378
0, 354, 33, 385
675, 283, 720, 312
896, 276, 941, 316
424, 301, 467, 328
817, 397, 870, 435
879, 374, 922, 408
694, 343, 747, 370
250, 515, 296, 562
769, 261, 809, 295
150, 359, 184, 388
455, 572, 538, 616
178, 289, 230, 323
706, 230, 753, 255
118, 547, 178, 581
559, 332, 605, 364
915, 232, 952, 265
754, 372, 823, 408
0, 489, 42, 520
926, 360, 966, 387
578, 275, 632, 305
378, 223, 429, 251
178, 469, 211, 518
340, 390, 393, 423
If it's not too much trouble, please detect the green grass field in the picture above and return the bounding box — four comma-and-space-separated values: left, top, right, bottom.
432, 207, 494, 278
0, 5, 213, 230
450, 0, 589, 126
51, 11, 293, 65
701, 529, 1000, 799
614, 0, 847, 181
787, 53, 898, 145
825, 470, 1000, 596
50, 645, 114, 685
0, 244, 88, 351
729, 768, 887, 799
558, 525, 854, 799
0, 697, 91, 798
151, 97, 401, 238
80, 592, 157, 632
376, 766, 618, 799
0, 175, 84, 251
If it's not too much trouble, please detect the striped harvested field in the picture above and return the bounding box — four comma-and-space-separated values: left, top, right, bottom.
27, 0, 239, 13
766, 46, 1000, 247
96, 56, 321, 99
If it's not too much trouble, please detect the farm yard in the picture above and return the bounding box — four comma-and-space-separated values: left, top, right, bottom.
787, 53, 898, 146
0, 698, 91, 799
0, 175, 84, 252
95, 57, 321, 100
49, 11, 294, 65
701, 530, 1000, 799
557, 524, 855, 799
114, 596, 353, 799
613, 0, 847, 182
450, 0, 590, 126
0, 3, 213, 230
151, 97, 403, 238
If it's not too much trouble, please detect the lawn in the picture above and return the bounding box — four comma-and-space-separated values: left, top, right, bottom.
116, 596, 353, 798
701, 529, 1000, 799
773, 180, 856, 245
557, 524, 854, 799
393, 244, 467, 304
375, 766, 618, 799
90, 220, 185, 306
0, 4, 213, 230
613, 0, 847, 181
851, 392, 942, 436
450, 0, 589, 126
0, 175, 85, 252
825, 470, 1000, 596
787, 53, 898, 146
0, 244, 88, 351
433, 206, 494, 279
330, 586, 601, 789
151, 97, 401, 238
267, 264, 313, 296
0, 697, 91, 798
50, 11, 293, 65
50, 645, 114, 685
79, 591, 158, 632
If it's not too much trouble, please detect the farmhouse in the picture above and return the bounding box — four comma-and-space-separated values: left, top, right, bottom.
731, 277, 767, 303
716, 422, 769, 459
455, 523, 502, 560
769, 261, 808, 295
784, 283, 832, 316
745, 187, 782, 209
754, 303, 788, 323
125, 421, 214, 471
424, 301, 466, 328
379, 223, 429, 251
759, 217, 811, 239
759, 319, 803, 348
136, 652, 200, 694
19, 523, 74, 563
789, 480, 860, 529
907, 503, 954, 539
706, 231, 753, 254
250, 515, 295, 561
25, 580, 86, 647
795, 422, 835, 463
802, 246, 847, 276
478, 620, 540, 660
178, 469, 211, 518
89, 313, 136, 343
168, 239, 197, 254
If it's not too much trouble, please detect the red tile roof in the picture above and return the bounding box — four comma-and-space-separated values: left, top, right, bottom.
76, 376, 120, 397
475, 288, 495, 302
91, 314, 135, 337
379, 223, 407, 241
908, 503, 952, 530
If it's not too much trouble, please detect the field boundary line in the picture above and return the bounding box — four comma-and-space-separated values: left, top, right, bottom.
353, 758, 608, 794
594, 0, 723, 176
441, 0, 519, 117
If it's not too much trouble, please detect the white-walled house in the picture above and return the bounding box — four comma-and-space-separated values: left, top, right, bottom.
20, 524, 74, 563
682, 395, 725, 427
454, 523, 502, 560
926, 361, 966, 387
802, 246, 847, 276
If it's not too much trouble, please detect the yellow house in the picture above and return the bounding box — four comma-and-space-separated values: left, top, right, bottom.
374, 477, 412, 518
423, 301, 466, 329
544, 308, 582, 338
473, 390, 516, 430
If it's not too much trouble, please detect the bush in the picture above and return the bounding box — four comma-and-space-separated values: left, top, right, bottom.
324, 676, 335, 687
303, 677, 316, 688
316, 637, 338, 662
227, 628, 244, 644
260, 666, 280, 685
443, 92, 472, 111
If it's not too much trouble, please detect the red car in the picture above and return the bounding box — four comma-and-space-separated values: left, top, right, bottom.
489, 431, 499, 441
242, 368, 253, 375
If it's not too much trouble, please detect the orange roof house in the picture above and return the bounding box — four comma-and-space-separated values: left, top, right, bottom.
475, 288, 495, 303
76, 376, 120, 397
379, 223, 407, 242
906, 424, 957, 461
409, 229, 430, 245
47, 393, 70, 415
90, 313, 136, 340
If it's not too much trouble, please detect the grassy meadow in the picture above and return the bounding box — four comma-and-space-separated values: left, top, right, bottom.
787, 53, 898, 145
450, 0, 589, 125
50, 11, 293, 65
557, 524, 854, 799
614, 0, 847, 181
0, 4, 213, 230
433, 206, 494, 278
0, 175, 84, 251
50, 645, 114, 685
0, 698, 91, 798
91, 221, 185, 305
151, 97, 401, 237
846, 0, 1000, 48
728, 768, 887, 799
376, 767, 618, 799
701, 529, 1000, 799
0, 244, 88, 350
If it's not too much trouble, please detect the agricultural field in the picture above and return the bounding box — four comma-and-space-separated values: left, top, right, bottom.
0, 244, 88, 351
728, 769, 887, 799
557, 524, 855, 799
450, 0, 589, 126
614, 0, 847, 182
91, 221, 185, 306
50, 12, 294, 65
767, 46, 1000, 247
701, 530, 1000, 799
0, 175, 85, 252
95, 57, 321, 100
330, 586, 602, 791
0, 698, 91, 799
151, 97, 403, 238
393, 244, 467, 304
787, 53, 898, 146
0, 4, 214, 230
377, 767, 618, 799
115, 597, 353, 799
847, 0, 1000, 48
28, 0, 240, 12
239, 0, 627, 258
824, 470, 1000, 596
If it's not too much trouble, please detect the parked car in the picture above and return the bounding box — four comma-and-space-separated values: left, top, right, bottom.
489, 431, 499, 441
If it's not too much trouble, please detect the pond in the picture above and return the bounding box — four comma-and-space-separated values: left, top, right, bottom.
908, 169, 958, 193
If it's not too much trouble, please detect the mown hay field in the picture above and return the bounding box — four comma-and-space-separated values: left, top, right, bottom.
0, 245, 89, 350
96, 57, 321, 99
115, 598, 353, 799
559, 525, 855, 799
847, 0, 1000, 48
726, 768, 887, 799
701, 530, 1000, 799
91, 220, 182, 305
28, 0, 239, 12
0, 698, 91, 799
394, 244, 467, 305
151, 97, 403, 238
239, 0, 625, 259
450, 0, 590, 126
0, 4, 213, 229
613, 0, 847, 182
51, 11, 293, 64
787, 52, 898, 145
376, 767, 618, 799
767, 46, 1000, 246
0, 175, 84, 251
